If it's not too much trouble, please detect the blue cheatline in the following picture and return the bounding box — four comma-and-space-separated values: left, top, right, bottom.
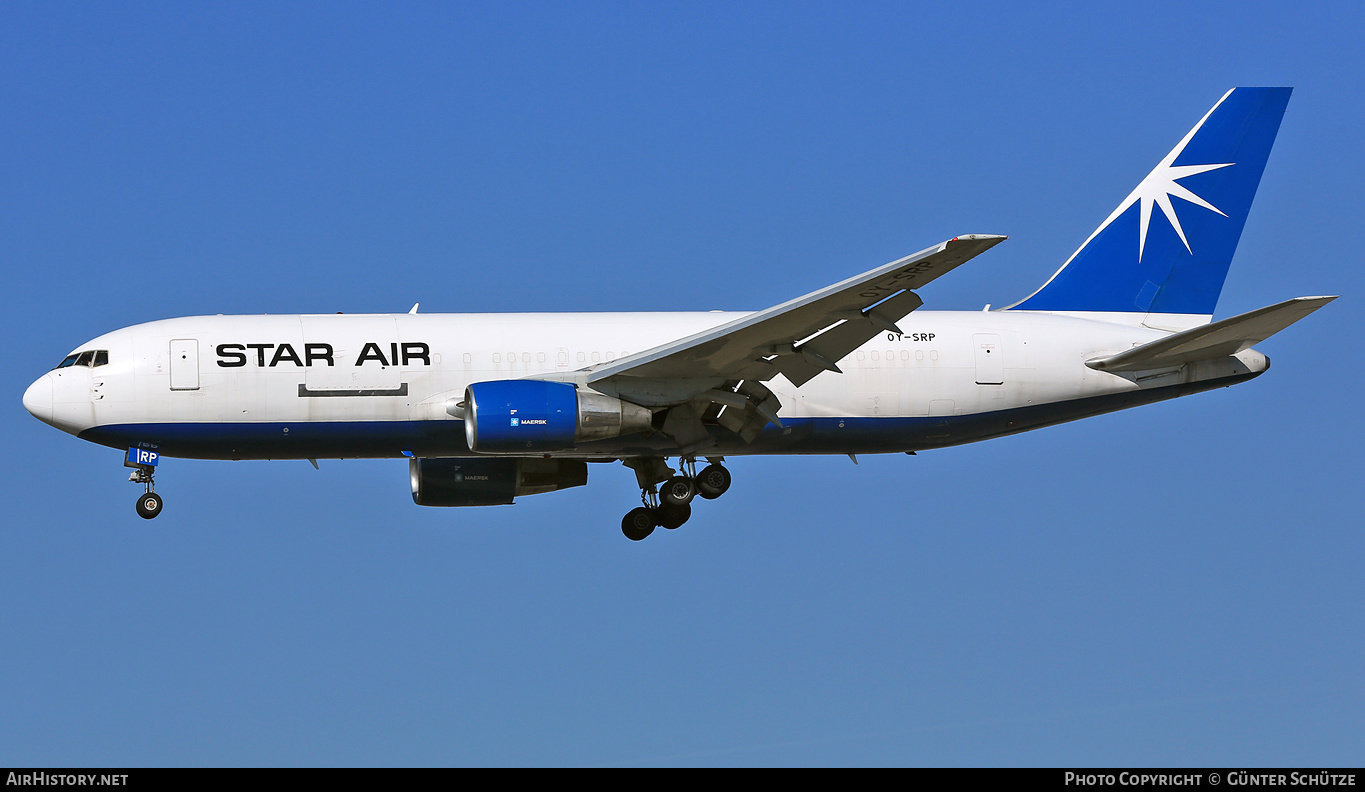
1009, 87, 1292, 316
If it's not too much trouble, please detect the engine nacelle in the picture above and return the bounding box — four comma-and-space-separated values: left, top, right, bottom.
463, 380, 652, 453
410, 457, 588, 507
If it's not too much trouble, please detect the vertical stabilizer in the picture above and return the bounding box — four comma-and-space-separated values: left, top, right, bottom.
1009, 88, 1291, 323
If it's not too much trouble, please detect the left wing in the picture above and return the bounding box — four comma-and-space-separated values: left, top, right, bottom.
583, 234, 1006, 449
590, 234, 1005, 388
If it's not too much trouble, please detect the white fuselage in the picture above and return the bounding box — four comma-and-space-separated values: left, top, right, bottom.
24, 309, 1267, 461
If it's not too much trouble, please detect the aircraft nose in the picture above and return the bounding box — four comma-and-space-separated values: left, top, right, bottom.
23, 374, 53, 424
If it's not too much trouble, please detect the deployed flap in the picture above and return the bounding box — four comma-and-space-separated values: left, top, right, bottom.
588, 234, 1006, 388
1087, 295, 1336, 372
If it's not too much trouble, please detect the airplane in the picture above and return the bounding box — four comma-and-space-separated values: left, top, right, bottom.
22, 87, 1336, 541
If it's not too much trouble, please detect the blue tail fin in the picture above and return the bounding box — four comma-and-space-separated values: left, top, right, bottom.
1010, 87, 1291, 317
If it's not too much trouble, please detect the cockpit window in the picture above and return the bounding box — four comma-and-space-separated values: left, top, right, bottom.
54, 350, 109, 369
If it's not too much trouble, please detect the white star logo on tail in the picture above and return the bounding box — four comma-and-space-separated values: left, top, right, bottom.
1070, 89, 1237, 264
1125, 149, 1232, 260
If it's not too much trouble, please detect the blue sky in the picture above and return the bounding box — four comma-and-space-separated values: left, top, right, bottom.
3, 2, 1362, 766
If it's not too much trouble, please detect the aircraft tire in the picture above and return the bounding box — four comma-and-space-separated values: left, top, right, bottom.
657, 502, 691, 530
695, 464, 731, 500
622, 507, 656, 541
136, 492, 163, 520
660, 475, 696, 507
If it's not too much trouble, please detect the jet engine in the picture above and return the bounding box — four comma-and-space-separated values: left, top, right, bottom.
463, 380, 652, 453
409, 457, 588, 506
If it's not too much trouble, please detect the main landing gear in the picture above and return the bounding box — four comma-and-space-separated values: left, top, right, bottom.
128, 462, 163, 520
620, 457, 732, 541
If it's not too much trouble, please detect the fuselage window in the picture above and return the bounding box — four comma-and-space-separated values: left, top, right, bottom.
536, 352, 546, 364
492, 353, 501, 363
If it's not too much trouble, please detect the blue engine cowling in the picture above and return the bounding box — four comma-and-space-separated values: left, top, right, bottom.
464, 379, 580, 453
410, 457, 588, 506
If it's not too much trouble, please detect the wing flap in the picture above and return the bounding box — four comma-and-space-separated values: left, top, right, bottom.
1087, 295, 1337, 373
779, 290, 925, 386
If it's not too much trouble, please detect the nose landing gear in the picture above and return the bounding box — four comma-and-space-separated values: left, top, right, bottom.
125, 448, 163, 519
619, 457, 728, 541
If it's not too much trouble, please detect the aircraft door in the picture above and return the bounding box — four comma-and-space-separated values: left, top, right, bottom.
973, 333, 1003, 385
169, 339, 200, 391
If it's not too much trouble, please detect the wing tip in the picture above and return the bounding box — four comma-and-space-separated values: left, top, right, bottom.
948, 234, 1009, 252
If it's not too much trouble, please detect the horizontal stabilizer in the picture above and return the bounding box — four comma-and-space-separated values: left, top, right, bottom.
1087, 295, 1336, 372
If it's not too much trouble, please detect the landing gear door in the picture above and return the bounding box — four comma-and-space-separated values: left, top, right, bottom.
169, 339, 200, 391
300, 315, 402, 393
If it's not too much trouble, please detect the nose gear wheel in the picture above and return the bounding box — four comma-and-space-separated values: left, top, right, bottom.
136, 491, 163, 519
128, 460, 163, 520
